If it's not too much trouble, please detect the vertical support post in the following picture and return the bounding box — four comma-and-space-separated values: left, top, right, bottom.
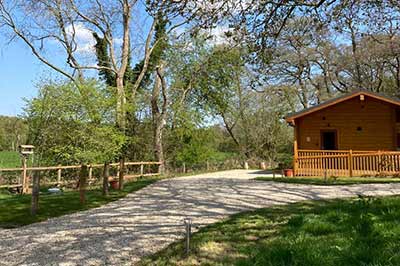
88, 165, 93, 180
378, 150, 382, 173
79, 164, 88, 204
21, 156, 28, 194
102, 162, 109, 196
31, 170, 40, 215
293, 124, 298, 177
158, 161, 165, 175
118, 158, 125, 190
184, 218, 192, 257
348, 150, 353, 177
57, 165, 62, 186
183, 162, 186, 173
206, 160, 210, 171
140, 164, 144, 176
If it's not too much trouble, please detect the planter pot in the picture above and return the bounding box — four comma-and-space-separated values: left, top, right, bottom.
284, 169, 294, 177
109, 180, 119, 190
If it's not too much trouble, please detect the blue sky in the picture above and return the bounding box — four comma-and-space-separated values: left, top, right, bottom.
0, 37, 43, 116
0, 1, 153, 117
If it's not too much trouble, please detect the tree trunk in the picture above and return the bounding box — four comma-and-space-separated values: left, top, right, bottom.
116, 76, 126, 131
31, 171, 40, 216
154, 120, 165, 174
102, 162, 110, 196
151, 64, 168, 174
79, 164, 88, 204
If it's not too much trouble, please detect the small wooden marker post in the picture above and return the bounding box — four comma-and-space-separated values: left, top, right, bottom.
184, 218, 192, 257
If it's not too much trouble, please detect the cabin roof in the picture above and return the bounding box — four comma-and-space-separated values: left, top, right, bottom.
285, 89, 400, 124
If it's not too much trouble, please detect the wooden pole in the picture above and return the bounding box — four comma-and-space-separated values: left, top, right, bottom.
57, 165, 62, 186
206, 161, 210, 171
348, 150, 353, 177
88, 165, 93, 180
79, 164, 88, 204
31, 171, 40, 215
102, 162, 109, 196
21, 156, 28, 194
118, 158, 125, 190
183, 162, 186, 173
378, 150, 382, 173
140, 164, 144, 176
293, 124, 298, 177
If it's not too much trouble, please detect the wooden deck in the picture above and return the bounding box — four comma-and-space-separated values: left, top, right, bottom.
295, 149, 400, 177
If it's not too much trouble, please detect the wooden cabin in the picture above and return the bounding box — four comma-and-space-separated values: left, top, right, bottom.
285, 90, 400, 177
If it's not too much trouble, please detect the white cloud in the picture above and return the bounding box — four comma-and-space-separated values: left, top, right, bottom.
65, 23, 96, 54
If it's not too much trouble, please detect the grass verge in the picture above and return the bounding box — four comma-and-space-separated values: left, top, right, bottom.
255, 176, 400, 185
140, 195, 400, 266
0, 178, 159, 228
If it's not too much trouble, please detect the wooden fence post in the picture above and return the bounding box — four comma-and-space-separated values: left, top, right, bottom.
118, 158, 125, 190
102, 162, 109, 196
183, 162, 186, 173
348, 150, 353, 177
57, 165, 62, 186
140, 164, 144, 176
21, 156, 28, 194
206, 161, 210, 171
378, 150, 382, 173
31, 170, 40, 215
88, 165, 93, 180
79, 164, 88, 204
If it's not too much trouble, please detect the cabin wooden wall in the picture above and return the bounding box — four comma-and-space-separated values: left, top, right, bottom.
296, 96, 397, 151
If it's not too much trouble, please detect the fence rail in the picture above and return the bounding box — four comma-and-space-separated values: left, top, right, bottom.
0, 161, 162, 191
296, 149, 400, 177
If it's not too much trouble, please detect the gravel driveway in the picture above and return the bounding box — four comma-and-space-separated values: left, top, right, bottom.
2, 169, 400, 266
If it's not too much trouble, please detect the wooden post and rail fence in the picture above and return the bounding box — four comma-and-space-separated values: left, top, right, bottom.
0, 161, 162, 193
295, 149, 400, 177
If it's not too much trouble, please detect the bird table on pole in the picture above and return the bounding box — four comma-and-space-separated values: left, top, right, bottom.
18, 145, 35, 194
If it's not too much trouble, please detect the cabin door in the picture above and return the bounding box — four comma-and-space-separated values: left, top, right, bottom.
321, 130, 337, 150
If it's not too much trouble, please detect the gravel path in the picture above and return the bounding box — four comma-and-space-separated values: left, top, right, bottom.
2, 169, 400, 266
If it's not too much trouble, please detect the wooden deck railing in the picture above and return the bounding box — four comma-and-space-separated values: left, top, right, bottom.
296, 149, 400, 177
0, 161, 162, 190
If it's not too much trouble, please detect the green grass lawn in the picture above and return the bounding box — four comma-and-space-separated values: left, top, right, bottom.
255, 176, 400, 185
0, 178, 158, 228
140, 195, 400, 266
0, 151, 21, 168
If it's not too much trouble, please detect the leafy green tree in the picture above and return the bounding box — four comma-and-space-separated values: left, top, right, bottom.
0, 116, 27, 151
24, 80, 125, 166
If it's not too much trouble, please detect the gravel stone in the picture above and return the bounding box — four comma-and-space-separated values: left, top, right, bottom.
1, 169, 400, 266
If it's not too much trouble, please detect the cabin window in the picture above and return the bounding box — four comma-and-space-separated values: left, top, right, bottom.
396, 109, 400, 123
